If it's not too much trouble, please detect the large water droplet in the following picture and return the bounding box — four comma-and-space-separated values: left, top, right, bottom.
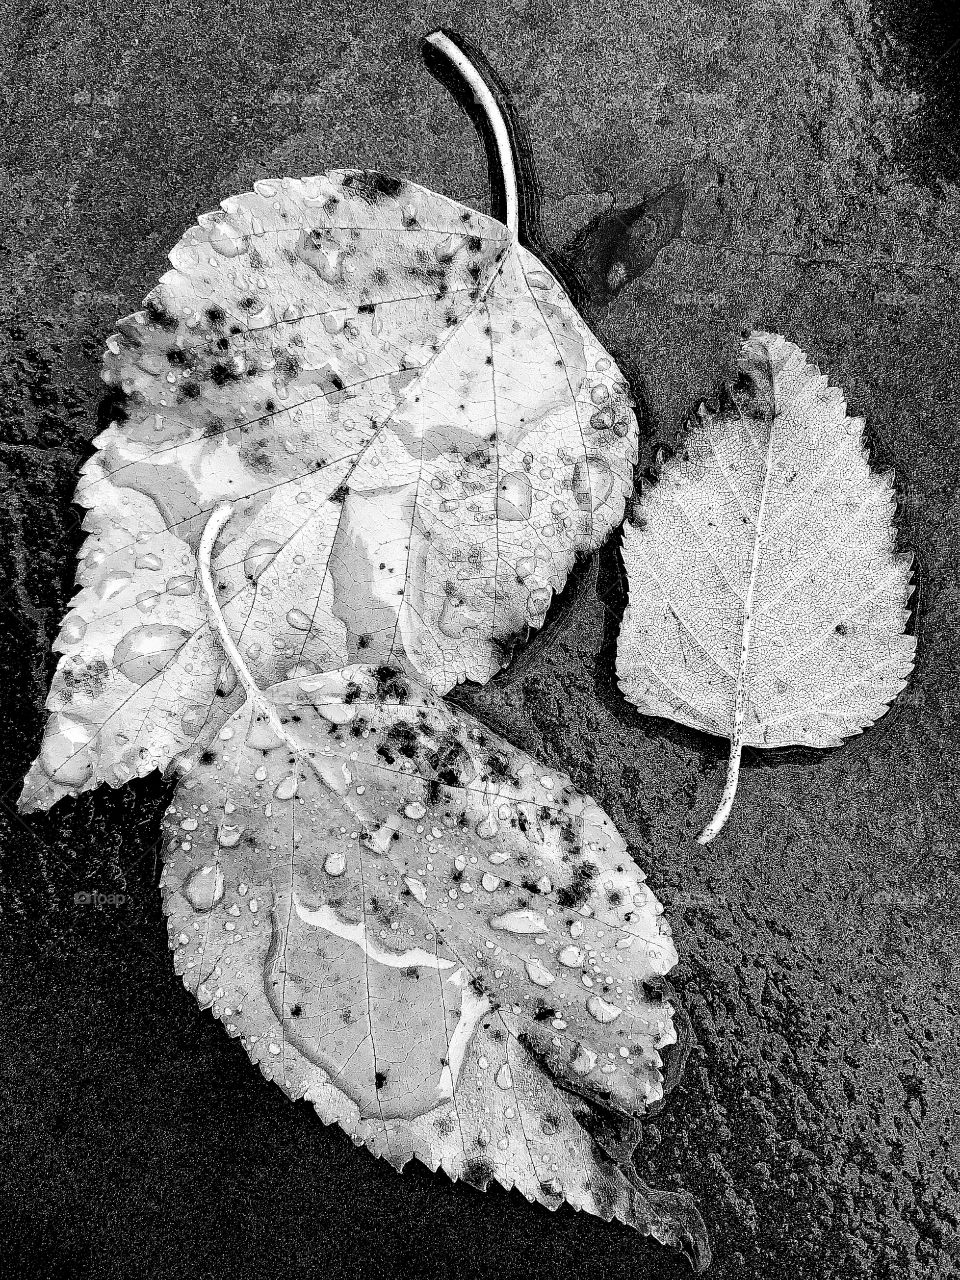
98, 570, 133, 601
217, 661, 238, 696
113, 624, 191, 686
572, 456, 614, 509
166, 574, 195, 596
244, 539, 281, 583
217, 823, 243, 848
134, 551, 162, 572
58, 617, 87, 649
558, 945, 584, 968
495, 1064, 513, 1089
496, 471, 532, 522
180, 705, 208, 738
324, 850, 346, 877
40, 715, 95, 786
183, 865, 225, 911
274, 774, 298, 800
286, 607, 314, 632
569, 1043, 597, 1075
404, 876, 427, 903
586, 995, 622, 1023
525, 957, 556, 987
490, 909, 547, 935
208, 222, 248, 257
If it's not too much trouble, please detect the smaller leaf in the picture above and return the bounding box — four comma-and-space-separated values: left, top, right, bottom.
617, 331, 915, 841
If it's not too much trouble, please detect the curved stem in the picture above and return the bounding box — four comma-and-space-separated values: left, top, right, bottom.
197, 503, 347, 795
698, 734, 742, 844
424, 29, 519, 237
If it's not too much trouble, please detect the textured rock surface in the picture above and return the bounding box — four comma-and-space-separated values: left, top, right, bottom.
1, 1, 959, 1278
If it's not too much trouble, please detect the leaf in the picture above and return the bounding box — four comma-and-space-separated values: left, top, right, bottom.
21, 168, 637, 812
617, 331, 915, 842
160, 654, 707, 1266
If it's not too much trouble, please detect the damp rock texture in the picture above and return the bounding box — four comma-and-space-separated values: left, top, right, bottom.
1, 2, 959, 1280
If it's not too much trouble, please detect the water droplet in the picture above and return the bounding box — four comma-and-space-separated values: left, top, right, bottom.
217, 661, 238, 696
573, 456, 614, 508
166, 574, 195, 596
525, 957, 555, 987
286, 607, 314, 632
569, 1043, 597, 1075
586, 995, 622, 1023
590, 384, 610, 405
495, 1064, 513, 1090
40, 714, 95, 785
183, 865, 225, 911
97, 570, 132, 601
558, 945, 584, 968
315, 702, 355, 726
274, 774, 298, 800
324, 850, 346, 877
113, 624, 191, 686
254, 766, 267, 781
135, 590, 159, 614
244, 539, 281, 582
404, 801, 426, 820
134, 551, 162, 572
180, 705, 208, 738
481, 873, 500, 892
404, 876, 427, 904
217, 823, 243, 848
208, 221, 247, 257
490, 909, 547, 935
525, 587, 551, 624
496, 471, 532, 521
58, 617, 87, 648
569, 919, 584, 939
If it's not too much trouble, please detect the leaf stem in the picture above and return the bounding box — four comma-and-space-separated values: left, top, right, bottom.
197, 502, 347, 795
698, 387, 777, 844
424, 29, 519, 237
199, 504, 277, 715
698, 734, 743, 845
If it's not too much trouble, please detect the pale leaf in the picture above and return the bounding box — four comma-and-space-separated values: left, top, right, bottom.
617, 331, 915, 842
160, 658, 705, 1266
21, 170, 637, 812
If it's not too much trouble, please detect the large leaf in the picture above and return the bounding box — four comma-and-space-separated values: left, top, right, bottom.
21, 169, 637, 812
160, 658, 707, 1267
617, 331, 914, 842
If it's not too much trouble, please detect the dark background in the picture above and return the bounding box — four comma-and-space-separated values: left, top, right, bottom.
1, 1, 959, 1277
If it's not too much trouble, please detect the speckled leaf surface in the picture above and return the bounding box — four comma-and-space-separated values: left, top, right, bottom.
618, 332, 915, 838
160, 663, 706, 1267
20, 169, 637, 812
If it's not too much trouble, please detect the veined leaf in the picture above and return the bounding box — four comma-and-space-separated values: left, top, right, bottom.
21, 169, 637, 811
617, 331, 914, 842
157, 505, 707, 1267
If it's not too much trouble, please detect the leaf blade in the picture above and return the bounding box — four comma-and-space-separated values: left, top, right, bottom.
618, 331, 915, 840
23, 171, 637, 811
160, 664, 706, 1265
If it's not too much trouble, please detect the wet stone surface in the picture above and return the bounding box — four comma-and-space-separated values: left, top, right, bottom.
1, 2, 959, 1279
